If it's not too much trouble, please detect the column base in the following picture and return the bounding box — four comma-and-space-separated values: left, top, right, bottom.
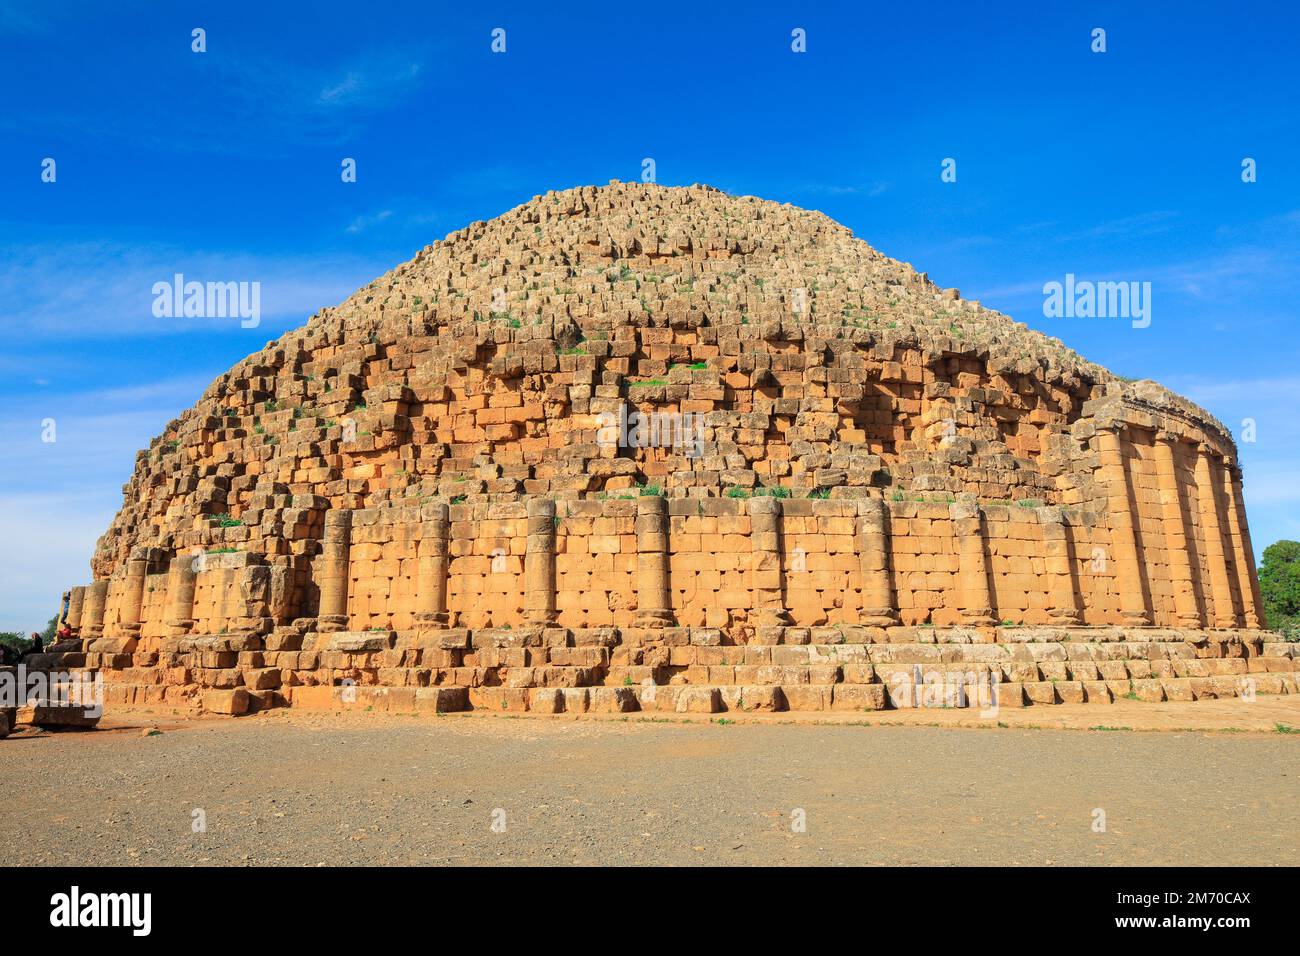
962, 609, 997, 627
861, 608, 899, 627
165, 619, 194, 636
414, 611, 449, 627
318, 615, 349, 633
635, 609, 675, 628
1175, 614, 1204, 629
1049, 610, 1081, 626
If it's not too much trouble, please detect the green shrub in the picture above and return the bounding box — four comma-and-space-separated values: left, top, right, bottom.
1260, 540, 1300, 639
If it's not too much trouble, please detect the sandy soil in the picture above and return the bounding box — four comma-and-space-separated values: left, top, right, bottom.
2, 698, 1297, 867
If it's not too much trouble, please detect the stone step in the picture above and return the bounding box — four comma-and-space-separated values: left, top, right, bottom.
78, 665, 1298, 718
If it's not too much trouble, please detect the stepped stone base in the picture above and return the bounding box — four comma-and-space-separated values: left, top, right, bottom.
20, 625, 1298, 718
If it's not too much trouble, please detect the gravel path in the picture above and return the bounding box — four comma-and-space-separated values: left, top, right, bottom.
2, 713, 1296, 866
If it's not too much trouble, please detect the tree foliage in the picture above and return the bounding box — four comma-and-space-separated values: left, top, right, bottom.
1259, 540, 1300, 639
0, 631, 32, 653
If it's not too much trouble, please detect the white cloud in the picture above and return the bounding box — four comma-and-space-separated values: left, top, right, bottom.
346, 209, 395, 234
317, 60, 422, 107
0, 240, 391, 339
1171, 375, 1300, 406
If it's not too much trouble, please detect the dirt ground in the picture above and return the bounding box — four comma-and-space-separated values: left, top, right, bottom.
2, 699, 1298, 866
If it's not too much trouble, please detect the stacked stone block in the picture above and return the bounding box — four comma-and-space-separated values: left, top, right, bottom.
43, 183, 1291, 716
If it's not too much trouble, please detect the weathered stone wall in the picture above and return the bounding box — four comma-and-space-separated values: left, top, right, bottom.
66, 452, 1266, 644
43, 183, 1288, 716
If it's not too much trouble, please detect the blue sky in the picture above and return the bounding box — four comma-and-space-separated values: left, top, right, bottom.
1, 0, 1298, 630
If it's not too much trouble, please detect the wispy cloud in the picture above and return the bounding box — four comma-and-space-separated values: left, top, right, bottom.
1170, 375, 1300, 405
347, 209, 395, 234
317, 59, 422, 107
212, 47, 430, 148
797, 181, 891, 198
1074, 210, 1179, 240
3, 44, 431, 155
345, 205, 442, 236
971, 239, 1300, 308
0, 240, 393, 340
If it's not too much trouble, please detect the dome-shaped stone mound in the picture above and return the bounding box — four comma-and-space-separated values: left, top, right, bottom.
45, 182, 1295, 718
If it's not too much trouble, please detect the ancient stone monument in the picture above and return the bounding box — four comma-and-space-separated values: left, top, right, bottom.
39, 182, 1298, 715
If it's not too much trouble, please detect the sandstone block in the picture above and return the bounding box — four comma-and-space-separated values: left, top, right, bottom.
1131, 679, 1165, 702
243, 667, 282, 690
588, 686, 638, 713
721, 685, 782, 712
1054, 680, 1085, 704
468, 687, 529, 712
1024, 681, 1058, 705
994, 682, 1026, 708
202, 688, 249, 716
1082, 681, 1112, 704
528, 688, 564, 714
780, 685, 830, 711
561, 688, 591, 713
16, 700, 102, 728
832, 684, 887, 711
328, 633, 391, 653
416, 687, 469, 713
